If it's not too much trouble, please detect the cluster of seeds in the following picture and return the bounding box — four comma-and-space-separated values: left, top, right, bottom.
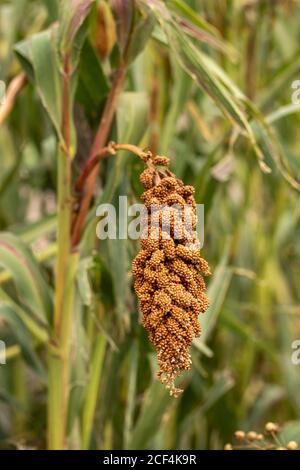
224, 422, 299, 451
132, 154, 210, 396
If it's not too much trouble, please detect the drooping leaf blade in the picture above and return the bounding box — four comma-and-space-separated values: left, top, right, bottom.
0, 233, 53, 325
0, 304, 45, 377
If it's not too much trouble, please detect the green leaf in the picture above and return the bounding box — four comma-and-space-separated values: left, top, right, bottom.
159, 62, 191, 154
0, 304, 45, 377
0, 288, 49, 344
42, 0, 59, 22
76, 257, 94, 306
81, 334, 107, 449
110, 0, 134, 55
163, 23, 251, 132
220, 311, 277, 361
0, 233, 52, 325
199, 55, 300, 189
58, 0, 94, 57
128, 379, 173, 449
15, 29, 63, 140
105, 232, 128, 322
31, 29, 62, 137
100, 91, 149, 204
246, 385, 284, 427
14, 39, 35, 82
123, 341, 139, 448
266, 103, 300, 125
266, 259, 300, 410
166, 0, 219, 36
200, 371, 235, 413
15, 18, 91, 150
0, 388, 24, 410
158, 9, 256, 128
142, 0, 294, 181
166, 1, 237, 59
280, 421, 300, 444
194, 246, 232, 348
93, 92, 149, 321
77, 39, 109, 113
13, 214, 57, 244
258, 45, 300, 109
127, 5, 156, 64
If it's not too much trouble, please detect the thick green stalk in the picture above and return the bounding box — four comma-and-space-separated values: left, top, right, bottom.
48, 253, 79, 449
48, 346, 65, 449
54, 150, 72, 335
60, 252, 79, 414
47, 149, 72, 450
48, 54, 75, 450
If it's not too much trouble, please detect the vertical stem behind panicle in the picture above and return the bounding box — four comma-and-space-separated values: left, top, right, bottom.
54, 54, 72, 336
71, 65, 125, 247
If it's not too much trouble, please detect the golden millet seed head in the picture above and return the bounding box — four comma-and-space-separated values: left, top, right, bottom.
229, 425, 298, 450
287, 441, 298, 450
246, 431, 258, 441
132, 154, 210, 396
234, 430, 246, 441
153, 155, 170, 166
224, 443, 233, 450
265, 422, 279, 433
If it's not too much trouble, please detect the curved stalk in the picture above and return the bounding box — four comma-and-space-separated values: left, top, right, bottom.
71, 66, 125, 248
0, 73, 27, 126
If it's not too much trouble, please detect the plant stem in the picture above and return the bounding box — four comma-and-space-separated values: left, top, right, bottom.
48, 345, 65, 449
53, 149, 72, 334
71, 66, 125, 248
54, 55, 72, 335
0, 73, 27, 126
60, 251, 79, 406
74, 145, 113, 194
74, 143, 154, 194
48, 252, 79, 449
48, 54, 75, 450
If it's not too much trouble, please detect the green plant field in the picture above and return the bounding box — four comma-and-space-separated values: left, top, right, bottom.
0, 0, 300, 450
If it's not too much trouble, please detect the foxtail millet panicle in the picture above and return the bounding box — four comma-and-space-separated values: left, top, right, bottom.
132, 152, 210, 396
